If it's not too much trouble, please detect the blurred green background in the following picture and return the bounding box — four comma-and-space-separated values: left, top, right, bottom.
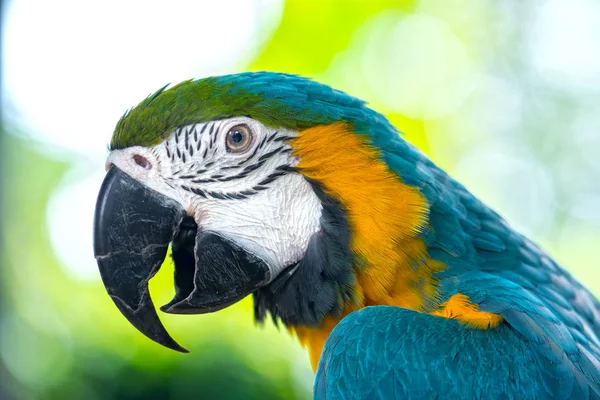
2, 0, 600, 399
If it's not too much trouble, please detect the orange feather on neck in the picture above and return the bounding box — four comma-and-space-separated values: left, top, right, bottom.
290, 123, 445, 371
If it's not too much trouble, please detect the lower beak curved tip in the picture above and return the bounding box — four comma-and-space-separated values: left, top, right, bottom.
109, 294, 190, 354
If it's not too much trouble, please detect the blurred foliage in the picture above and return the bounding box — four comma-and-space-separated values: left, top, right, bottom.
2, 0, 600, 399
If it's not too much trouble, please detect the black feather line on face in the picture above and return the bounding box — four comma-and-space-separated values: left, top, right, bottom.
256, 171, 286, 186
191, 178, 217, 184
184, 127, 190, 150
253, 179, 355, 327
266, 131, 279, 143
215, 173, 248, 182
273, 135, 294, 143
243, 160, 267, 173
239, 141, 263, 166
258, 146, 285, 162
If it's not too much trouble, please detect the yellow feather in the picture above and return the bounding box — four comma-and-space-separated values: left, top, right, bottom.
431, 293, 504, 329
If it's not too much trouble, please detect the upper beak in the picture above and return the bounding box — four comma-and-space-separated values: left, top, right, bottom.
93, 166, 187, 352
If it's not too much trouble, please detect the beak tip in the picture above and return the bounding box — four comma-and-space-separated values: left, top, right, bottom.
109, 294, 189, 354
160, 302, 195, 315
159, 304, 174, 314
159, 298, 180, 314
149, 325, 189, 353
169, 343, 190, 354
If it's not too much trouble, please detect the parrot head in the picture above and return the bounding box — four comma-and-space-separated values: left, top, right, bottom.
94, 72, 428, 352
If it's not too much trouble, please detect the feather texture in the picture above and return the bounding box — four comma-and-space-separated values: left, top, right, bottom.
316, 306, 600, 399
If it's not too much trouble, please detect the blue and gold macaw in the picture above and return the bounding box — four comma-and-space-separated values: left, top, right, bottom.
93, 72, 600, 399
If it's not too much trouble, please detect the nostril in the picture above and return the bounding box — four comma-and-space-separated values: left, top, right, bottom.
133, 154, 152, 170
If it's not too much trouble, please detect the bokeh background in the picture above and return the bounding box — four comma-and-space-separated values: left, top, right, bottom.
2, 0, 600, 399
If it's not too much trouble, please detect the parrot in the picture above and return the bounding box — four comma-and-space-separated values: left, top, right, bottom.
93, 71, 600, 399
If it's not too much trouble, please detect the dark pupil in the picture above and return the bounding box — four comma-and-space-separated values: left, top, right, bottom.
231, 130, 244, 144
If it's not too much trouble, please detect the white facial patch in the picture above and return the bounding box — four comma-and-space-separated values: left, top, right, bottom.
106, 117, 323, 279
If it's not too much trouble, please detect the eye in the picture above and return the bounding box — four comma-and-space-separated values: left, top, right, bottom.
225, 124, 252, 152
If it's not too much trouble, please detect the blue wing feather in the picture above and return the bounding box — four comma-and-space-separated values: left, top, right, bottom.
315, 306, 586, 399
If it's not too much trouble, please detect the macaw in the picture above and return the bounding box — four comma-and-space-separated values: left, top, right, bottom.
93, 72, 600, 399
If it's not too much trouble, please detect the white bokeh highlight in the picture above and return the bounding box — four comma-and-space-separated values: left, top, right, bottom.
529, 0, 600, 91
3, 0, 283, 155
361, 12, 475, 119
46, 167, 110, 281
454, 139, 556, 239
2, 0, 282, 280
325, 9, 476, 120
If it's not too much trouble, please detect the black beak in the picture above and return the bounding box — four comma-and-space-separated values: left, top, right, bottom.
93, 167, 187, 352
93, 166, 271, 353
